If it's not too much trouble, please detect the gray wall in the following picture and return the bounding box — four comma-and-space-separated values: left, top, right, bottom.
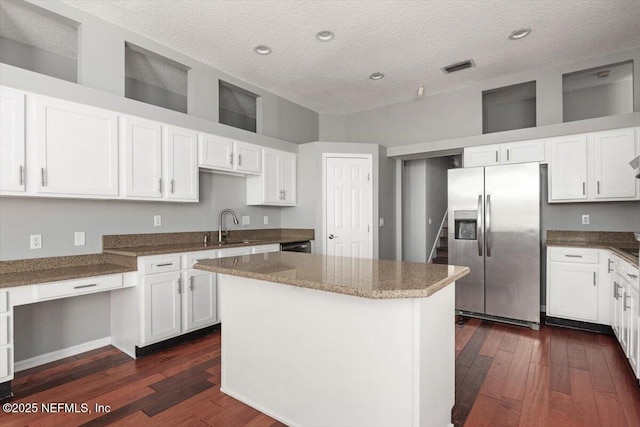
323, 47, 640, 149
280, 142, 395, 259
563, 80, 634, 123
125, 77, 188, 114
483, 98, 536, 134
0, 173, 282, 260
402, 158, 450, 263
378, 146, 397, 260
3, 0, 318, 146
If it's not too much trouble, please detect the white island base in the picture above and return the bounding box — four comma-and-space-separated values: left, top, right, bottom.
219, 275, 456, 427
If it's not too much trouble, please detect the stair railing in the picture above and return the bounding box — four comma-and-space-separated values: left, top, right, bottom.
428, 210, 448, 263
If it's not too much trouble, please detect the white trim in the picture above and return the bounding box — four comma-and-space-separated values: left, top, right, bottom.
321, 153, 374, 258
428, 210, 448, 263
14, 337, 112, 372
395, 158, 403, 261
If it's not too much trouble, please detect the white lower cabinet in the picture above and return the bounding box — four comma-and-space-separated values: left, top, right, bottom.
143, 272, 182, 344
547, 247, 608, 324
184, 269, 217, 331
611, 254, 639, 380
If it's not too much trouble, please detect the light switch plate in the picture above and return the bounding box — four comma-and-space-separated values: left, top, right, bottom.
582, 215, 590, 225
242, 215, 250, 225
154, 215, 161, 227
263, 216, 269, 225
74, 231, 86, 246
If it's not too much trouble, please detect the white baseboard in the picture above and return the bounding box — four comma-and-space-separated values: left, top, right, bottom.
220, 386, 298, 427
14, 337, 112, 372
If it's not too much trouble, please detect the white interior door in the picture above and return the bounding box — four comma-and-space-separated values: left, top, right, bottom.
325, 156, 372, 258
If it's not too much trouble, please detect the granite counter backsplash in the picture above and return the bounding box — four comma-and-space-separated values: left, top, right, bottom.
546, 230, 639, 265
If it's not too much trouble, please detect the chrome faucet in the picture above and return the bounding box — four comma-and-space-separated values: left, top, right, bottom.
203, 232, 211, 246
218, 209, 239, 243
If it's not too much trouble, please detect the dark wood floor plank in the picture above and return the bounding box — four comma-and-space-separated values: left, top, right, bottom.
452, 354, 493, 426
549, 328, 571, 394
502, 337, 534, 401
491, 397, 522, 427
456, 321, 493, 368
463, 394, 500, 427
548, 390, 575, 427
529, 326, 551, 366
570, 367, 602, 427
479, 349, 513, 399
567, 333, 589, 371
456, 318, 483, 352
582, 337, 616, 394
594, 391, 629, 427
479, 324, 506, 358
519, 362, 549, 427
499, 329, 519, 353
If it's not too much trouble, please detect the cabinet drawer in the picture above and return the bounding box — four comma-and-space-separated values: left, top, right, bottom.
0, 292, 7, 314
185, 250, 218, 268
548, 247, 599, 264
218, 246, 252, 258
36, 275, 123, 300
143, 255, 181, 274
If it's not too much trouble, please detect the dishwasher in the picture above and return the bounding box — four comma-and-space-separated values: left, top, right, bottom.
280, 241, 312, 253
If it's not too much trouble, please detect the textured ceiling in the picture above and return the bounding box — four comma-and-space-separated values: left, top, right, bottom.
59, 1, 640, 114
1, 0, 77, 58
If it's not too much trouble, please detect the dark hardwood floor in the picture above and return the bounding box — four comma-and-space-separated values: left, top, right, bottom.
3, 319, 639, 426
454, 318, 640, 427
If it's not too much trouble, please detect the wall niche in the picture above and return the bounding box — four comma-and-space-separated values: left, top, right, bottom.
125, 42, 190, 114
482, 81, 537, 134
563, 61, 634, 123
0, 0, 78, 83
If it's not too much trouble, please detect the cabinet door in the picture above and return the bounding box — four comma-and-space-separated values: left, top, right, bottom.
627, 283, 639, 377
548, 262, 598, 322
33, 96, 118, 196
143, 272, 182, 344
263, 149, 281, 203
184, 270, 217, 331
235, 141, 261, 174
0, 346, 11, 382
501, 139, 545, 164
279, 152, 297, 204
120, 116, 162, 198
165, 126, 198, 201
0, 87, 25, 192
612, 272, 624, 340
463, 144, 501, 167
549, 135, 588, 201
593, 128, 638, 199
198, 133, 233, 171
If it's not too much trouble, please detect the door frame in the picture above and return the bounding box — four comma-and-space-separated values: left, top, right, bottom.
321, 153, 374, 258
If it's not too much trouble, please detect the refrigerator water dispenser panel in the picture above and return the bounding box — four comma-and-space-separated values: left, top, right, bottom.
454, 210, 477, 240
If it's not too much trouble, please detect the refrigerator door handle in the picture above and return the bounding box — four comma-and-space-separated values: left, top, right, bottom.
477, 195, 483, 256
486, 194, 492, 257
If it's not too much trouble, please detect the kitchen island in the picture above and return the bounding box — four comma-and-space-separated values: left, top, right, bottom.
195, 252, 469, 427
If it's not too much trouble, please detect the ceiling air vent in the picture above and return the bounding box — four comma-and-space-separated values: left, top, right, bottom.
442, 59, 475, 74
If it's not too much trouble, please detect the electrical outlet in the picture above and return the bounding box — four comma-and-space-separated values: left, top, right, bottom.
242, 215, 250, 225
74, 231, 86, 246
154, 215, 161, 227
263, 216, 269, 225
582, 214, 590, 225
30, 234, 42, 249
379, 218, 385, 227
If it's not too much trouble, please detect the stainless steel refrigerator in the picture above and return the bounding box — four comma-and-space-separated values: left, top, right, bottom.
448, 162, 540, 329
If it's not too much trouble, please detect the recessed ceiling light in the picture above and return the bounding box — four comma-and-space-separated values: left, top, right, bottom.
508, 28, 531, 40
369, 72, 385, 80
254, 45, 272, 55
316, 31, 335, 42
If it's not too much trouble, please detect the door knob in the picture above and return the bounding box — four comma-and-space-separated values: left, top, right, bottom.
328, 234, 338, 239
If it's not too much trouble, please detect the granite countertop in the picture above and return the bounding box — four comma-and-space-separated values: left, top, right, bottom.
546, 230, 639, 265
0, 254, 137, 288
194, 252, 470, 299
103, 237, 306, 257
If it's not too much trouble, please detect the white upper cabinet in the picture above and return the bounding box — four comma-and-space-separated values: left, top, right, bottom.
165, 126, 199, 201
463, 144, 501, 167
464, 139, 545, 168
247, 148, 296, 206
198, 133, 234, 171
120, 116, 163, 199
32, 96, 119, 196
549, 134, 588, 201
235, 141, 261, 174
0, 87, 25, 193
592, 128, 638, 199
198, 133, 261, 175
548, 128, 639, 203
501, 139, 545, 164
